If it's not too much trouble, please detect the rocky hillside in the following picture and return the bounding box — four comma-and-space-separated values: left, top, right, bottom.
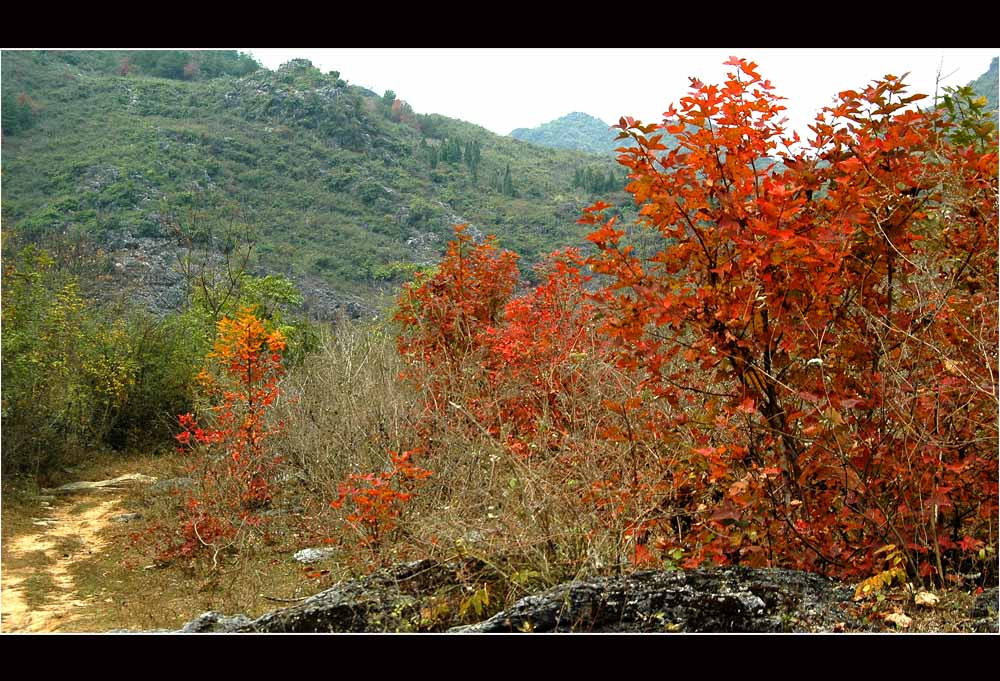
1, 51, 633, 317
5, 52, 992, 319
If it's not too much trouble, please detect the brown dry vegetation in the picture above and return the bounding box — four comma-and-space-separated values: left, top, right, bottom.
0, 322, 991, 633
271, 320, 656, 582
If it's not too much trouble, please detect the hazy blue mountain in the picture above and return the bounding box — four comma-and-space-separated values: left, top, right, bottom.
510, 112, 621, 155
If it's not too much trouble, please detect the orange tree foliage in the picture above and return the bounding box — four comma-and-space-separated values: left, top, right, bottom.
391, 61, 996, 585
167, 307, 287, 562
331, 448, 432, 557
395, 227, 608, 456
581, 58, 998, 581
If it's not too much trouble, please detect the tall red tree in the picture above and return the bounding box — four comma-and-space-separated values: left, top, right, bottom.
581, 58, 998, 581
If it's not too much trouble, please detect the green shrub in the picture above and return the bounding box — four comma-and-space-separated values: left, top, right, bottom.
1, 239, 219, 477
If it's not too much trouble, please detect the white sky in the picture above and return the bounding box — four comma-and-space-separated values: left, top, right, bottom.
244, 48, 997, 138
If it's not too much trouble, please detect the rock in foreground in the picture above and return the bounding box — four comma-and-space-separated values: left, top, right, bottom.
178, 562, 876, 633
451, 566, 863, 633
179, 559, 488, 633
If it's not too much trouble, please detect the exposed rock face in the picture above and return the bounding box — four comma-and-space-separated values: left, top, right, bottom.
179, 559, 486, 633
177, 562, 878, 633
451, 567, 864, 633
110, 513, 143, 523
179, 612, 254, 633
95, 230, 375, 322
294, 276, 371, 320
150, 477, 198, 494
174, 561, 1000, 633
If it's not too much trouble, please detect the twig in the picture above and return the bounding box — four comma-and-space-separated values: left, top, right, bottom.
263, 595, 310, 603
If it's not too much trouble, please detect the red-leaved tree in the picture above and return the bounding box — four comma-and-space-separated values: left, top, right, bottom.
394, 224, 520, 413
581, 58, 998, 582
167, 307, 287, 564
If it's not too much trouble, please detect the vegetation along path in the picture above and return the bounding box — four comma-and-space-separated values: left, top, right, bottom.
0, 474, 155, 632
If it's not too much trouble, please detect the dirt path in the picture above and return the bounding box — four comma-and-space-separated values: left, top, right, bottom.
1, 477, 153, 633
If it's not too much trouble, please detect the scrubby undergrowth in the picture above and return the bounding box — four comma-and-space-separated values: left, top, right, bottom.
3, 58, 997, 632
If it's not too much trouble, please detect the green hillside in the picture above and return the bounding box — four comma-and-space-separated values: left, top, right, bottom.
1, 51, 629, 315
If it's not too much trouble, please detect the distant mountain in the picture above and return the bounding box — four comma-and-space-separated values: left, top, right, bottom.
510, 112, 621, 155
969, 56, 998, 120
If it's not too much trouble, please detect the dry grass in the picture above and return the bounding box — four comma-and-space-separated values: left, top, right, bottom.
3, 317, 992, 632
1, 446, 362, 632
1, 441, 987, 632
269, 318, 675, 591
274, 320, 420, 486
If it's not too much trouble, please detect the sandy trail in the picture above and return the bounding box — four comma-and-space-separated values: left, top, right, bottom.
1, 486, 138, 632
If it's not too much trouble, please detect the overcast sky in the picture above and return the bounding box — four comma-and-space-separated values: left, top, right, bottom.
244, 48, 997, 138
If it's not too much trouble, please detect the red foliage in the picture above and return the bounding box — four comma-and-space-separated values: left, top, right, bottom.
165, 307, 288, 563
581, 58, 998, 580
478, 249, 602, 453
394, 224, 519, 401
389, 61, 997, 585
331, 448, 432, 553
395, 227, 611, 456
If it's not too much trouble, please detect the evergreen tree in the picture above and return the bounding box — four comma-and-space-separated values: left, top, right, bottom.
1, 91, 38, 135
502, 163, 514, 196
464, 139, 482, 182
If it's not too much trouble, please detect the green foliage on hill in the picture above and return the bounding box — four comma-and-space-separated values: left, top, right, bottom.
0, 235, 202, 475
0, 225, 320, 477
1, 49, 260, 85
1, 51, 633, 304
510, 111, 620, 154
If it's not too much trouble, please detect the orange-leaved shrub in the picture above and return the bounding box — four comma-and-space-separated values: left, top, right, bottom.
477, 249, 603, 456
391, 226, 658, 572
331, 447, 432, 559
395, 227, 619, 460
165, 306, 288, 563
391, 60, 997, 587
394, 225, 519, 398
580, 58, 997, 583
